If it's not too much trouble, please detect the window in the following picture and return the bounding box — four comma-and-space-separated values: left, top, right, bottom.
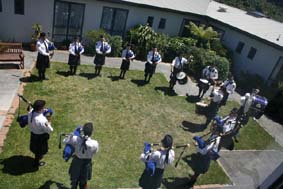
179, 18, 200, 37
158, 18, 166, 29
147, 16, 154, 27
14, 0, 24, 15
247, 47, 257, 60
235, 41, 245, 54
0, 0, 2, 12
53, 1, 85, 42
100, 7, 128, 36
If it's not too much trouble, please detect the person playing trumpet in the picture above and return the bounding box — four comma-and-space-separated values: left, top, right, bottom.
139, 135, 175, 189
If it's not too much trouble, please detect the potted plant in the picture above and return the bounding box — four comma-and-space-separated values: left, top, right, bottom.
31, 23, 42, 51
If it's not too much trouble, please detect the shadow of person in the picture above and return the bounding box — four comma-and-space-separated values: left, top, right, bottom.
220, 135, 235, 151
38, 180, 69, 189
185, 95, 201, 103
20, 74, 41, 83
107, 75, 120, 82
79, 72, 98, 80
0, 155, 38, 175
131, 79, 147, 87
155, 86, 177, 96
182, 153, 211, 186
162, 177, 193, 189
55, 71, 70, 77
180, 121, 207, 133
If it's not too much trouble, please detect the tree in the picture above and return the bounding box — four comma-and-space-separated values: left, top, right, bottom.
186, 22, 218, 49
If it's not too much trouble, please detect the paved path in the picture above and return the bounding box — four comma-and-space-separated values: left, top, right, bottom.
0, 50, 283, 188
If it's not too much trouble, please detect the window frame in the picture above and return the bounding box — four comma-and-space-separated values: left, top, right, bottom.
158, 18, 166, 29
99, 6, 129, 36
247, 47, 257, 60
179, 18, 200, 37
0, 0, 2, 12
147, 16, 154, 27
52, 0, 85, 42
14, 0, 24, 15
235, 41, 245, 54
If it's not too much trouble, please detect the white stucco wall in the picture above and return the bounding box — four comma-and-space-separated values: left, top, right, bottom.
0, 0, 203, 42
0, 0, 54, 42
209, 21, 283, 81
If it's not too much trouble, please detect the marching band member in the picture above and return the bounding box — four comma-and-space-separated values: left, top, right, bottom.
68, 36, 84, 75
197, 63, 218, 98
144, 47, 162, 83
139, 135, 175, 189
63, 122, 99, 189
36, 32, 51, 81
220, 73, 236, 106
220, 108, 238, 135
169, 53, 188, 90
28, 100, 53, 167
93, 35, 111, 76
119, 43, 135, 79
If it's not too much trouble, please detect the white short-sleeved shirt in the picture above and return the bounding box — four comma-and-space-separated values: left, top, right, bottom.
36, 39, 50, 56
95, 41, 111, 54
140, 149, 175, 169
212, 89, 224, 103
202, 66, 218, 80
122, 49, 135, 59
172, 57, 188, 69
197, 135, 221, 155
69, 42, 84, 56
64, 135, 99, 159
28, 111, 53, 135
147, 51, 162, 64
222, 79, 236, 94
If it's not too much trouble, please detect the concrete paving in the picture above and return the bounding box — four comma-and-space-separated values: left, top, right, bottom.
0, 50, 282, 189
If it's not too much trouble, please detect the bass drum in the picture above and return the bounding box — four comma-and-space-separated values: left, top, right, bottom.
176, 71, 188, 85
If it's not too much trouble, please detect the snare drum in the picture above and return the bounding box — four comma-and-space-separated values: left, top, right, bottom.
176, 71, 188, 85
250, 95, 268, 119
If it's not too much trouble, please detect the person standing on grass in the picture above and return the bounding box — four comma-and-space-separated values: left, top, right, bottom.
139, 135, 175, 189
36, 32, 51, 81
68, 36, 84, 75
219, 73, 236, 106
28, 100, 53, 167
93, 35, 111, 76
63, 122, 99, 189
144, 46, 162, 83
119, 43, 135, 79
197, 63, 218, 98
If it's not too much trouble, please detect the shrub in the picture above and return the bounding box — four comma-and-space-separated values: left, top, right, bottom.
108, 35, 123, 57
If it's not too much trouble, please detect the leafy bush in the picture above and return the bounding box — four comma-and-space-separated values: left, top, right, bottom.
108, 35, 123, 57
187, 47, 230, 80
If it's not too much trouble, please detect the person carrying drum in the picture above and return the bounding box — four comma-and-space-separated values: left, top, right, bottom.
144, 46, 162, 83
139, 135, 175, 189
197, 63, 218, 99
219, 73, 236, 106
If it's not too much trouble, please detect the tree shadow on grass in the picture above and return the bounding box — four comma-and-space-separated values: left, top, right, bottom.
180, 121, 207, 133
79, 72, 98, 80
131, 79, 147, 87
155, 86, 177, 96
0, 155, 38, 175
38, 180, 69, 189
55, 71, 70, 77
162, 177, 192, 189
20, 74, 41, 83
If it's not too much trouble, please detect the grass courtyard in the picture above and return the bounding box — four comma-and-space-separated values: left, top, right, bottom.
0, 62, 280, 189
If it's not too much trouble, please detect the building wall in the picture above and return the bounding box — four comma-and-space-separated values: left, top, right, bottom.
0, 0, 203, 42
209, 21, 283, 81
0, 0, 54, 42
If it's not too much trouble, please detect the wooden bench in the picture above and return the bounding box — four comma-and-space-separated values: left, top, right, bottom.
0, 42, 25, 69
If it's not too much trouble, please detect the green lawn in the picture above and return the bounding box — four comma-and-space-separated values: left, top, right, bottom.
0, 62, 280, 189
